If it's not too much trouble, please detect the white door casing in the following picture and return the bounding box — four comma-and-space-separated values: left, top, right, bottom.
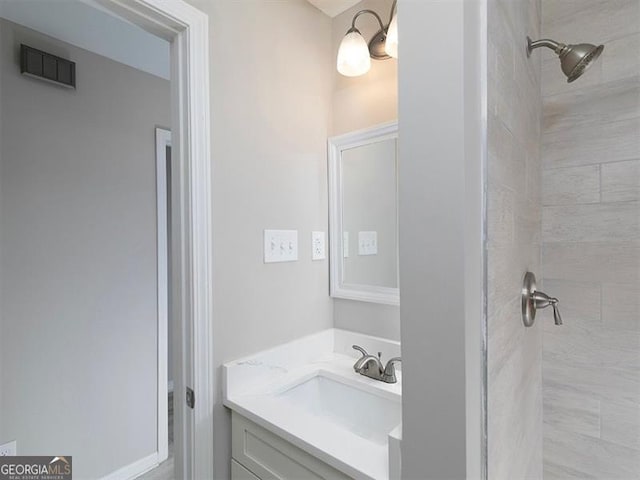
155, 127, 171, 465
98, 1, 213, 479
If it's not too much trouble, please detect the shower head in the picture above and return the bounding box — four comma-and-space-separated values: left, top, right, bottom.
527, 37, 604, 83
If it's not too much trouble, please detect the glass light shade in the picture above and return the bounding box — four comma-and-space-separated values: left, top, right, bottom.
337, 30, 371, 77
385, 12, 398, 59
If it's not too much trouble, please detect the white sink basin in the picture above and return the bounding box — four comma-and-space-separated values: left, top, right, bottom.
278, 373, 401, 446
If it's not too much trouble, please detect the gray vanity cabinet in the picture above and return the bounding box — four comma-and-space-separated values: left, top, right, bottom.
231, 412, 353, 480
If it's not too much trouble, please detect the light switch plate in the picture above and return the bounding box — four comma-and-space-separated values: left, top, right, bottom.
0, 441, 16, 456
264, 230, 298, 263
312, 231, 325, 260
358, 231, 378, 256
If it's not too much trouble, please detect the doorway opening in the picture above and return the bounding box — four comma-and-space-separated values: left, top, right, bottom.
0, 0, 212, 478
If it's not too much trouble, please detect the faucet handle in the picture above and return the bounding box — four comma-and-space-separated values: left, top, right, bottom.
352, 344, 368, 358
552, 302, 562, 325
382, 357, 402, 383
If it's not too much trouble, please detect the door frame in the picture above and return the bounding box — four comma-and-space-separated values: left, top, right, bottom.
155, 127, 171, 464
98, 1, 213, 479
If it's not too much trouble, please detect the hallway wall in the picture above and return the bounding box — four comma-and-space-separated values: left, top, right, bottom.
0, 19, 169, 478
540, 0, 640, 477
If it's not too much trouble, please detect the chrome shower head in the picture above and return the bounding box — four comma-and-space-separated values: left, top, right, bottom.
527, 37, 604, 83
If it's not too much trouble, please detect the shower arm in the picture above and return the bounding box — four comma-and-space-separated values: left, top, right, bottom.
527, 37, 565, 57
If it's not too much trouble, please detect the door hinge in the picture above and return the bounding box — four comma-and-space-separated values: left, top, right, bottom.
186, 387, 195, 409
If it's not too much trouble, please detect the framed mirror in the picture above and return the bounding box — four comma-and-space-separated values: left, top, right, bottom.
328, 122, 399, 305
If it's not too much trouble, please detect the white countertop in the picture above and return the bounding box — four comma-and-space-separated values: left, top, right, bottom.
222, 329, 402, 480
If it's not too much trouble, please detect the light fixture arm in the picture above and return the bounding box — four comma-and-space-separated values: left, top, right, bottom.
388, 0, 397, 24
350, 9, 387, 36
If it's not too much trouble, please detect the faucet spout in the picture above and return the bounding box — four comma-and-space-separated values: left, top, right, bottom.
352, 345, 400, 384
354, 354, 383, 374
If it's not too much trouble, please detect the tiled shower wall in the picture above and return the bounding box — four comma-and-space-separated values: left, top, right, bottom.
487, 0, 543, 478
541, 0, 640, 478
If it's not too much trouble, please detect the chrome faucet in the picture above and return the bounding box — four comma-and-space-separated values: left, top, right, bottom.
352, 345, 401, 384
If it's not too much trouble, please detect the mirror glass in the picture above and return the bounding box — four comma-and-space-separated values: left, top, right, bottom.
329, 122, 399, 305
342, 139, 398, 287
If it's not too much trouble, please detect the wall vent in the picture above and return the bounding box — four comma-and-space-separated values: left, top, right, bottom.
20, 44, 76, 89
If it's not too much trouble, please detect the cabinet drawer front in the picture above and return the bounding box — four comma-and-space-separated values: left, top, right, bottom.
232, 459, 260, 480
232, 412, 352, 480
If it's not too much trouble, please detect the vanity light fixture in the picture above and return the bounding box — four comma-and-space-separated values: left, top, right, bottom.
337, 0, 398, 77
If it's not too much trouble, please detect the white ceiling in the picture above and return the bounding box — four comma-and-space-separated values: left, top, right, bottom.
306, 0, 361, 17
0, 0, 170, 79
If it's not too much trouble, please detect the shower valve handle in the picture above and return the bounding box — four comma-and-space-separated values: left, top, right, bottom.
522, 272, 563, 327
532, 291, 562, 326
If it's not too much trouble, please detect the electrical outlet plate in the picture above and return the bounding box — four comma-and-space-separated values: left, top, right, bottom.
0, 441, 16, 456
312, 231, 325, 260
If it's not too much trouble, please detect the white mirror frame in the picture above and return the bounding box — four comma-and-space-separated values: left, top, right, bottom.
328, 121, 399, 306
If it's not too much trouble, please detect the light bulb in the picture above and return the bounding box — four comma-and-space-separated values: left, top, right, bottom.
337, 29, 371, 77
385, 12, 398, 59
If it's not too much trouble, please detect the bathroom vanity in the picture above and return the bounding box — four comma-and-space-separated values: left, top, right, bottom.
223, 329, 402, 480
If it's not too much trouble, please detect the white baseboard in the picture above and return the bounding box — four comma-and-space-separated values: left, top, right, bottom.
168, 380, 174, 393
100, 452, 158, 480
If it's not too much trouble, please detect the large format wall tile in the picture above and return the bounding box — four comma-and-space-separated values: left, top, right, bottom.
488, 0, 543, 478
543, 389, 601, 439
542, 241, 640, 284
542, 0, 639, 44
601, 159, 640, 202
542, 165, 600, 206
601, 399, 640, 451
544, 362, 640, 408
602, 283, 640, 331
544, 423, 640, 479
544, 323, 640, 370
602, 33, 640, 82
543, 79, 640, 135
542, 201, 639, 243
541, 3, 640, 473
543, 116, 640, 169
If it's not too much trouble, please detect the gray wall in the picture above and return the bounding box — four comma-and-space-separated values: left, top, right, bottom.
540, 0, 640, 477
486, 0, 543, 478
331, 0, 400, 340
0, 18, 3, 441
0, 19, 169, 478
399, 1, 471, 477
183, 1, 334, 478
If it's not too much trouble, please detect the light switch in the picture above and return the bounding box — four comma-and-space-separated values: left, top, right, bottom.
312, 231, 325, 260
358, 231, 378, 256
264, 230, 298, 263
